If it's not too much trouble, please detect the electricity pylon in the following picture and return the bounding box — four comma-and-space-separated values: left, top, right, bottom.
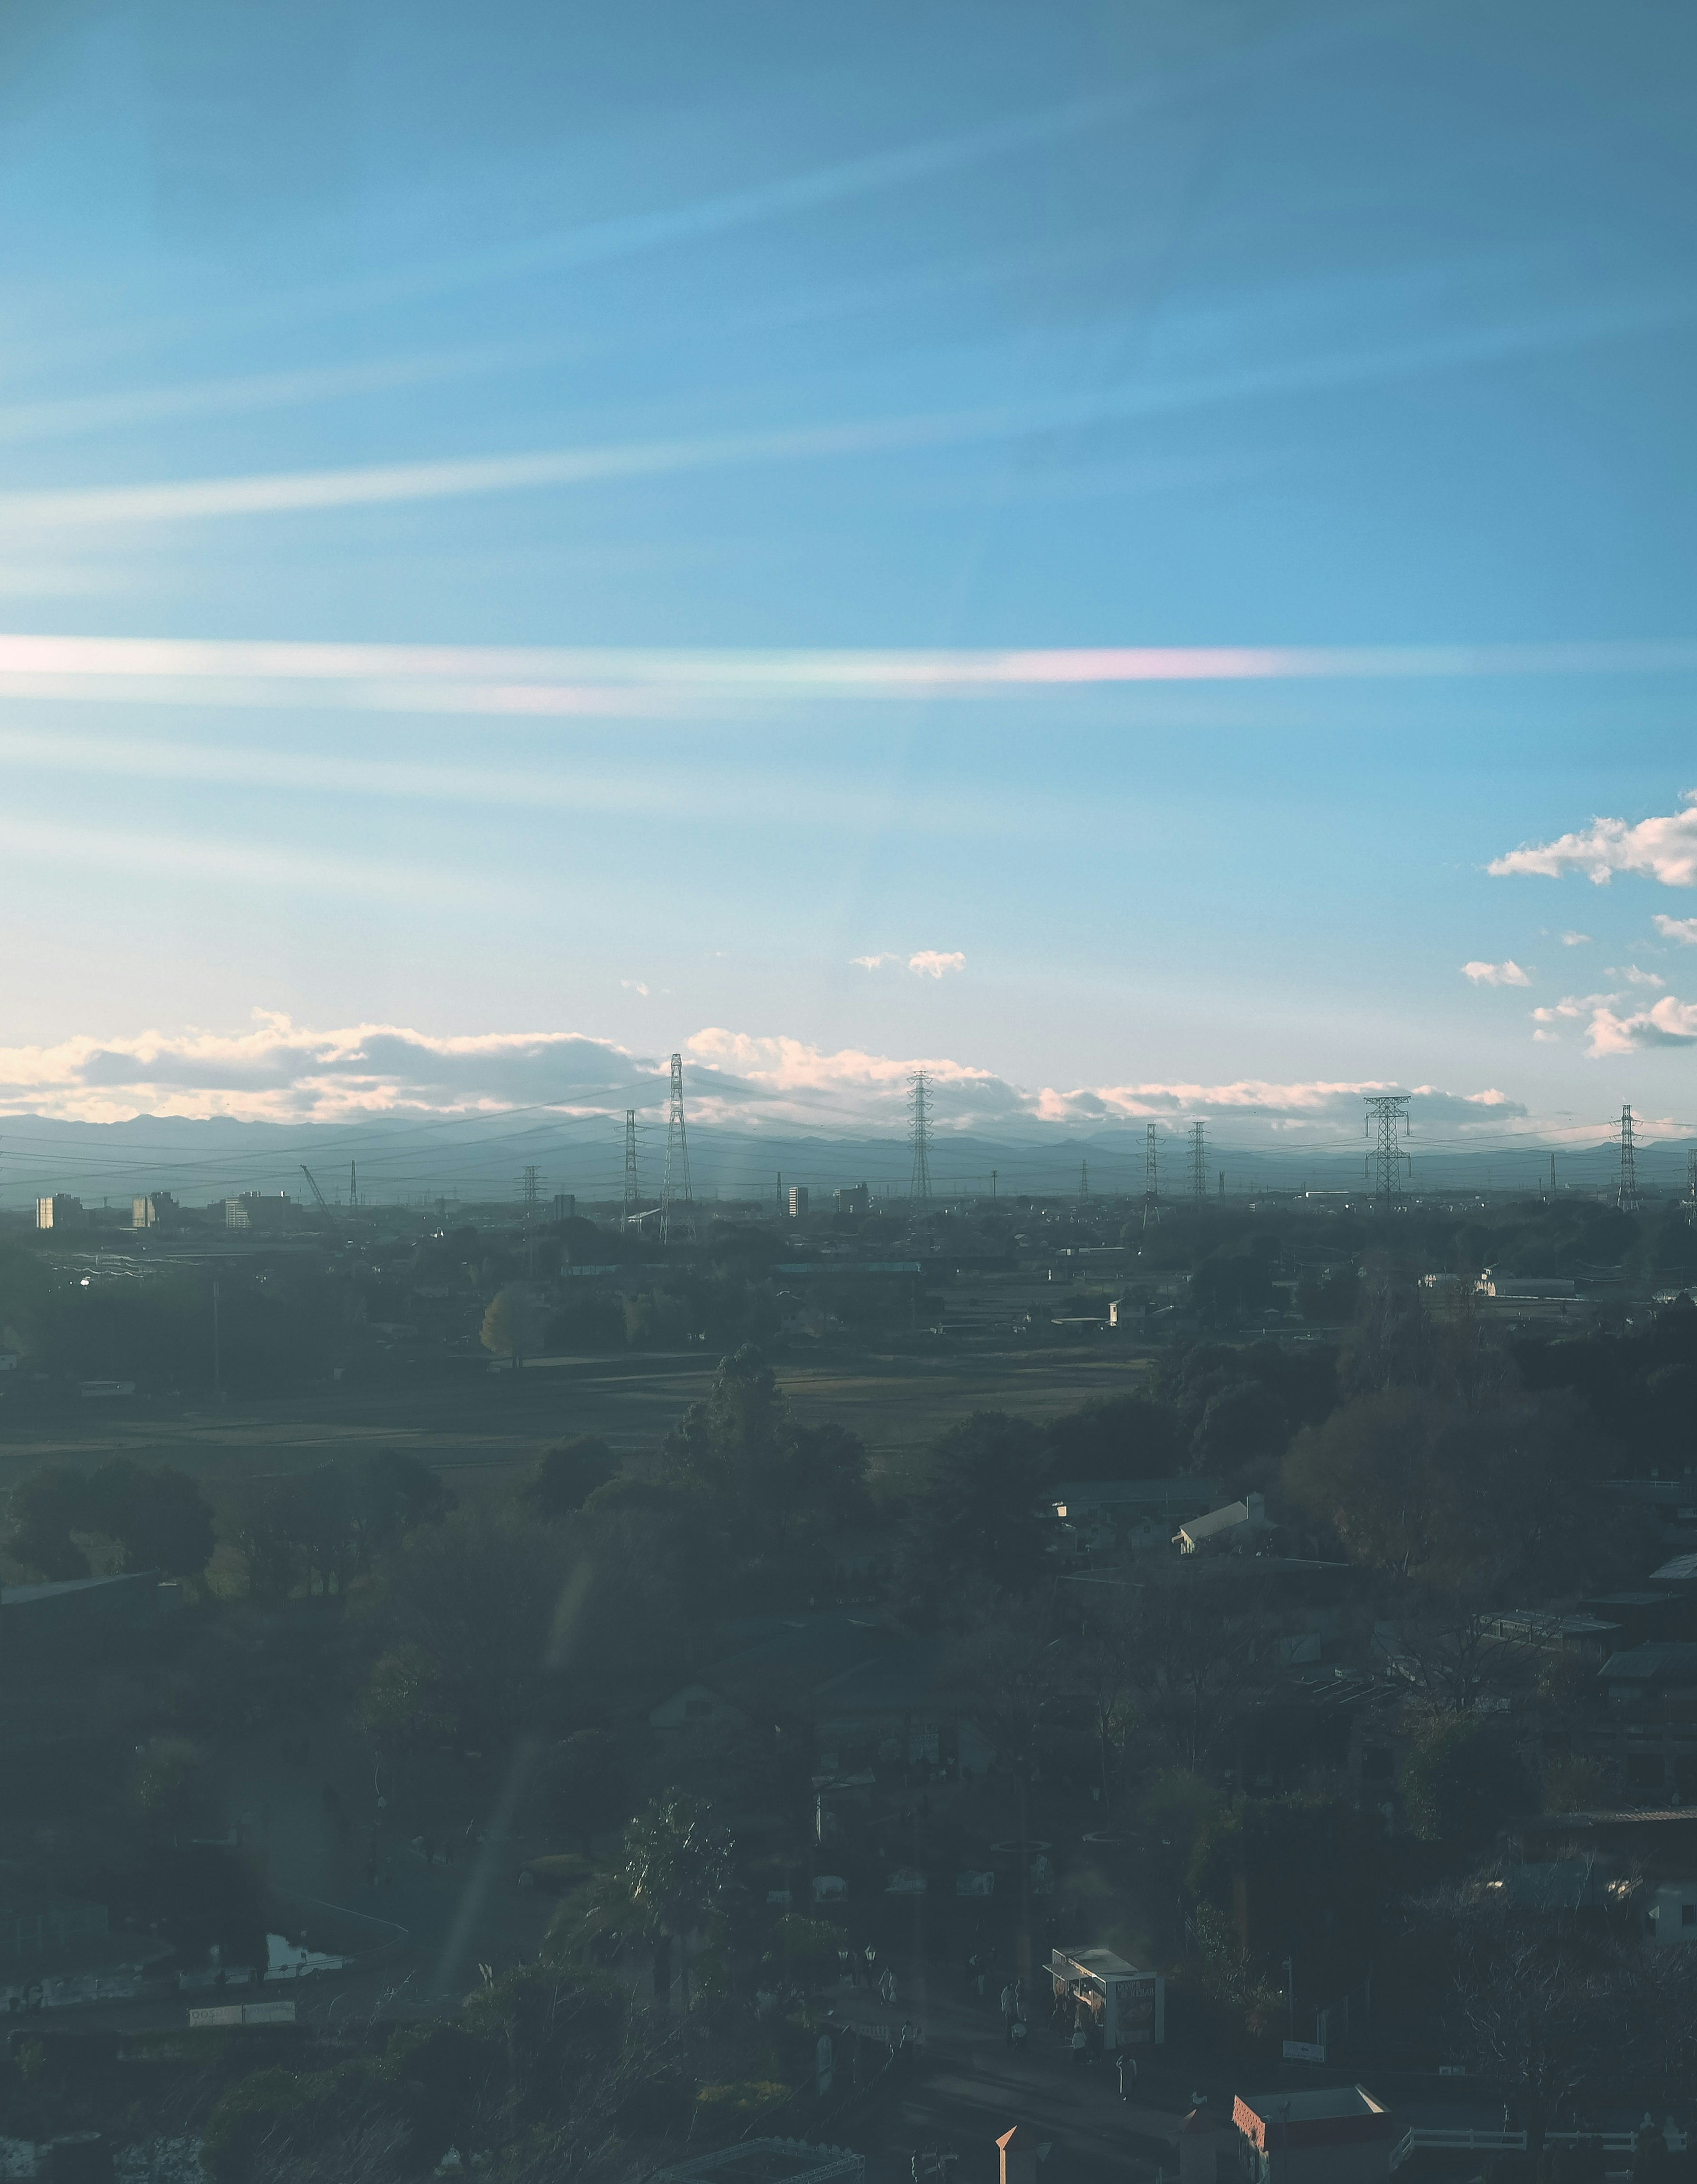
622, 1111, 640, 1230
1142, 1122, 1161, 1231
908, 1070, 934, 1203
1619, 1105, 1640, 1214
662, 1052, 695, 1244
1363, 1095, 1412, 1210
1189, 1121, 1206, 1207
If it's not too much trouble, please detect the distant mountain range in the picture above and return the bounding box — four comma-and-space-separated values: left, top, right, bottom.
1, 1109, 1687, 1212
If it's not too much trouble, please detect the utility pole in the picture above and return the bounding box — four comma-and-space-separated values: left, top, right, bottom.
623, 1111, 639, 1230
1142, 1123, 1161, 1232
1619, 1105, 1640, 1214
991, 1169, 997, 1200
661, 1052, 695, 1245
349, 1160, 358, 1209
776, 1172, 783, 1219
1363, 1096, 1412, 1211
908, 1070, 934, 1204
1549, 1151, 1556, 1201
1218, 1169, 1225, 1200
1688, 1147, 1697, 1210
1189, 1120, 1206, 1208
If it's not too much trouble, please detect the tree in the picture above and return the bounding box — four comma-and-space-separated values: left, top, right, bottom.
1434, 1884, 1697, 2158
1403, 1708, 1533, 1845
1045, 1392, 1187, 1481
1283, 1388, 1625, 1597
658, 1345, 869, 1547
1190, 1379, 1290, 1475
482, 1285, 542, 1364
364, 1508, 578, 1749
1123, 1565, 1259, 1773
608, 1790, 734, 2007
87, 1458, 215, 1577
790, 1420, 872, 1528
357, 1643, 458, 1754
659, 1343, 789, 1503
525, 1438, 617, 1521
900, 1410, 1051, 1602
8, 1465, 92, 1579
229, 1478, 308, 1603
348, 1449, 453, 1572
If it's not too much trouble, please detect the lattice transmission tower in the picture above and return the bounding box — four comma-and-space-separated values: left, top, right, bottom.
1619, 1104, 1640, 1214
661, 1052, 695, 1244
1142, 1122, 1161, 1232
908, 1070, 934, 1203
1363, 1095, 1412, 1210
622, 1110, 640, 1230
1189, 1121, 1206, 1207
1687, 1146, 1697, 1210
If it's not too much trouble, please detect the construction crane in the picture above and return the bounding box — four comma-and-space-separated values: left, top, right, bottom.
299, 1165, 335, 1221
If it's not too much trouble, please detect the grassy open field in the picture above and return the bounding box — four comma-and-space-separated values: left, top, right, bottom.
0, 1339, 1153, 1499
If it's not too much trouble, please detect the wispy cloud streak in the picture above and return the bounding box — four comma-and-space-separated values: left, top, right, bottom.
0, 633, 1695, 724
7, 282, 1693, 535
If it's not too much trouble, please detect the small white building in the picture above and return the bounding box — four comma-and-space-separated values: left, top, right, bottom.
1176, 1491, 1271, 1554
1048, 1946, 1164, 2049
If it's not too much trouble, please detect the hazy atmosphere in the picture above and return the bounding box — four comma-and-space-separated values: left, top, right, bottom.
7, 12, 1697, 2184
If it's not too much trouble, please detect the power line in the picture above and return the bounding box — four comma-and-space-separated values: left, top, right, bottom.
908, 1070, 934, 1204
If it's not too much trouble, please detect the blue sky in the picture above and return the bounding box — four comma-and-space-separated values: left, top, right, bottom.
2, 0, 1697, 1160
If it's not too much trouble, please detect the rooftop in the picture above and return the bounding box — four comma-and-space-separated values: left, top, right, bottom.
1599, 1643, 1697, 1682
1052, 1945, 1140, 1979
1236, 2088, 1388, 2125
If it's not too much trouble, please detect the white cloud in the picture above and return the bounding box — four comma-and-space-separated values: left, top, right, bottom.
1653, 914, 1697, 945
620, 980, 651, 997
1489, 790, 1697, 887
1532, 1028, 1560, 1043
1584, 995, 1697, 1055
0, 1011, 1535, 1138
0, 1014, 662, 1125
1461, 959, 1532, 986
850, 953, 901, 971
908, 951, 966, 978
1610, 964, 1666, 988
1561, 931, 1591, 946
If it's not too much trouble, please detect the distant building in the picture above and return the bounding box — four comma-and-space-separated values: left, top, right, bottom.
789, 1187, 809, 1218
223, 1192, 294, 1232
1176, 1491, 1272, 1554
835, 1183, 870, 1215
132, 1191, 183, 1230
552, 1193, 576, 1223
35, 1195, 85, 1231
1232, 2087, 1399, 2184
